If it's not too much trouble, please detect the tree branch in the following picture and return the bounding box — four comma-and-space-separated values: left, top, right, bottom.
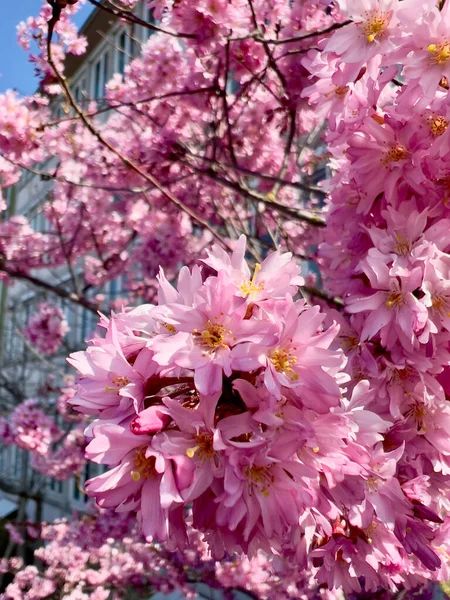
86, 0, 195, 39
46, 18, 232, 251
263, 20, 352, 45
0, 259, 99, 314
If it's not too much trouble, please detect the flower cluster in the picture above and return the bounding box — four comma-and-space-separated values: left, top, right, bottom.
68, 236, 445, 593
6, 0, 450, 595
297, 0, 450, 592
0, 509, 345, 600
0, 0, 332, 300
31, 426, 86, 480
23, 302, 70, 355
0, 399, 62, 456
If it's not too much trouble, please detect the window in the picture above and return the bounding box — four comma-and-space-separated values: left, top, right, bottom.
81, 306, 98, 342
73, 78, 88, 108
72, 477, 80, 501
49, 478, 64, 494
13, 447, 22, 478
116, 29, 137, 74
107, 276, 124, 302
94, 60, 102, 98
72, 463, 92, 504
144, 8, 156, 41
93, 52, 110, 99
117, 31, 128, 75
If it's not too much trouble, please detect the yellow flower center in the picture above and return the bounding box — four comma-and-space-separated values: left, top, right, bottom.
186, 432, 214, 461
366, 476, 378, 492
382, 144, 409, 166
364, 522, 377, 544
393, 233, 411, 256
193, 320, 227, 350
104, 375, 130, 393
391, 366, 414, 383
428, 42, 450, 64
270, 348, 298, 380
432, 294, 450, 316
407, 402, 429, 433
130, 448, 157, 481
385, 291, 404, 309
429, 115, 449, 136
324, 86, 349, 99
240, 263, 264, 297
334, 86, 349, 97
244, 464, 275, 497
340, 334, 359, 352
363, 12, 389, 43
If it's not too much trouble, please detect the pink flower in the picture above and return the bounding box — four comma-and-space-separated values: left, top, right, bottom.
232, 298, 344, 407
85, 422, 190, 542
151, 270, 278, 395
323, 0, 400, 79
399, 0, 450, 102
346, 250, 428, 350
68, 322, 160, 419
23, 302, 70, 355
202, 234, 304, 302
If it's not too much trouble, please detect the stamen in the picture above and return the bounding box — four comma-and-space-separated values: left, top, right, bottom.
385, 291, 404, 308
270, 348, 299, 380
193, 320, 226, 351
393, 233, 411, 256
428, 41, 450, 64
428, 115, 448, 136
130, 448, 157, 481
362, 11, 389, 43
432, 293, 450, 314
240, 263, 264, 297
185, 433, 214, 461
366, 476, 378, 492
104, 375, 130, 393
324, 86, 349, 99
382, 144, 409, 166
245, 464, 275, 497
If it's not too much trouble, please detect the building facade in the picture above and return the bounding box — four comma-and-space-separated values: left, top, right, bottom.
0, 2, 156, 523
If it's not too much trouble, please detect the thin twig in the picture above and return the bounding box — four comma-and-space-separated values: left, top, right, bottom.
46, 16, 231, 251
86, 0, 195, 39
263, 20, 352, 45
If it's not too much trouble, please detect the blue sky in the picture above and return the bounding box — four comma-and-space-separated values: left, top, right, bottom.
1, 2, 93, 95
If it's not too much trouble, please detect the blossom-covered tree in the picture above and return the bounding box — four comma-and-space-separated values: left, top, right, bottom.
2, 0, 450, 598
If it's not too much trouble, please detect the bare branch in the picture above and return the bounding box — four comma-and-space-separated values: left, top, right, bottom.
46, 18, 232, 251
301, 286, 344, 308
263, 20, 352, 45
0, 259, 99, 314
86, 0, 195, 39
185, 163, 326, 227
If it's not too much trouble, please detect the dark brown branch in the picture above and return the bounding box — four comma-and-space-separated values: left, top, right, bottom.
263, 19, 352, 45
46, 18, 231, 251
193, 165, 326, 227
182, 149, 323, 193
302, 286, 344, 308
221, 41, 238, 167
0, 259, 99, 314
44, 86, 217, 127
86, 0, 195, 39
